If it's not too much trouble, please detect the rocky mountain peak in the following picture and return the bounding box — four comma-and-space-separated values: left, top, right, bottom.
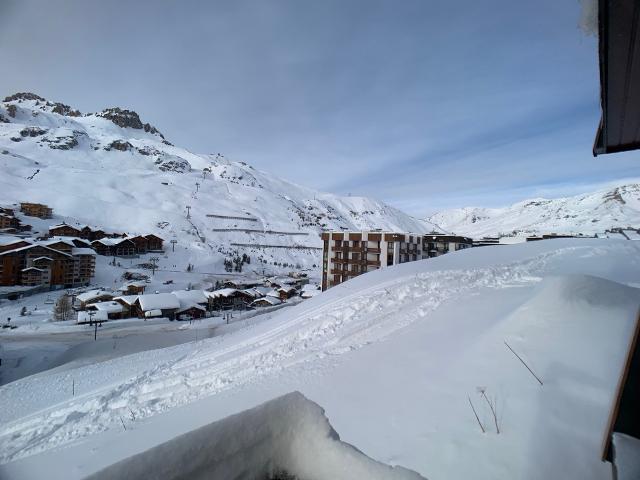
97, 107, 165, 139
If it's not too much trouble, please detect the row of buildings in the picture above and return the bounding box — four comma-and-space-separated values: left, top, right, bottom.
321, 231, 473, 291
0, 237, 96, 289
48, 224, 164, 254
75, 281, 317, 322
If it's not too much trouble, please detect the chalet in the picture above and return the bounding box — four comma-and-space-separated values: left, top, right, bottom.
20, 202, 52, 219
276, 286, 297, 301
87, 301, 124, 320
117, 281, 146, 295
172, 289, 208, 309
176, 304, 206, 320
0, 237, 31, 254
77, 310, 108, 324
250, 296, 283, 308
0, 207, 15, 216
127, 235, 151, 254
205, 288, 254, 310
76, 289, 115, 310
145, 234, 164, 251
48, 223, 82, 238
300, 284, 321, 299
134, 293, 180, 320
0, 213, 20, 230
79, 226, 106, 241
91, 238, 137, 257
113, 295, 139, 317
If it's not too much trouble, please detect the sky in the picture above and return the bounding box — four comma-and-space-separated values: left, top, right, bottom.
0, 0, 638, 217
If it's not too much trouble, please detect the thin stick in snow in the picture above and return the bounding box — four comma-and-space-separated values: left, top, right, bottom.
504, 341, 543, 386
468, 396, 485, 433
481, 390, 500, 434
120, 417, 127, 431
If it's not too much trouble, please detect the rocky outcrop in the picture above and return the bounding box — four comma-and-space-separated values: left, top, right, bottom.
51, 102, 81, 117
20, 127, 47, 137
104, 140, 133, 152
3, 92, 46, 103
98, 107, 165, 139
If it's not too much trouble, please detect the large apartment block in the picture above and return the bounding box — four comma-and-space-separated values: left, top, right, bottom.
321, 231, 472, 291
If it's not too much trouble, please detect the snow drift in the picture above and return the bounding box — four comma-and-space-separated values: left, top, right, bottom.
87, 391, 425, 480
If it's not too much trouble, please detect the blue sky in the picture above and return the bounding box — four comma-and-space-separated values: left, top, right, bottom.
0, 0, 638, 216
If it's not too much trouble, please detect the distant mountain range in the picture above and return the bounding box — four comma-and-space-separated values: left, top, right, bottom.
0, 92, 426, 273
427, 184, 640, 238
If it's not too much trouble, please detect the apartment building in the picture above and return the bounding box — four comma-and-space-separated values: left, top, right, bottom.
321, 231, 473, 291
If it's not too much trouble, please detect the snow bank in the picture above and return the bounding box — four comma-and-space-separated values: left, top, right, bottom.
88, 391, 425, 480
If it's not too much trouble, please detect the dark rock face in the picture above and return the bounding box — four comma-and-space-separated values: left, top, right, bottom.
98, 107, 165, 139
0, 113, 9, 123
3, 92, 46, 102
154, 155, 190, 172
51, 102, 81, 117
39, 130, 85, 150
104, 140, 133, 152
7, 104, 17, 118
20, 127, 47, 137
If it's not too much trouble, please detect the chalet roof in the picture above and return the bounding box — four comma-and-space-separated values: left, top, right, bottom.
48, 223, 80, 231
205, 288, 239, 299
144, 234, 163, 241
0, 243, 72, 257
113, 295, 139, 305
177, 303, 207, 313
22, 267, 45, 272
171, 289, 208, 307
92, 238, 135, 246
277, 286, 297, 293
32, 256, 53, 262
38, 238, 77, 247
71, 247, 97, 256
88, 301, 124, 313
77, 289, 114, 303
301, 289, 321, 298
137, 293, 180, 311
0, 236, 30, 246
251, 297, 282, 306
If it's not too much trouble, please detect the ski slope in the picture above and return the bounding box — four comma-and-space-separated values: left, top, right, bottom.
1, 238, 639, 479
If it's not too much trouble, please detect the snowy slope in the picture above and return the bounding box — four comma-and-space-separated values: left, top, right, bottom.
1, 238, 639, 479
0, 92, 426, 273
428, 183, 640, 238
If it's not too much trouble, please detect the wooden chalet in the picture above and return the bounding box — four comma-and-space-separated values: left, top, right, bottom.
205, 288, 254, 310
20, 202, 52, 219
145, 234, 164, 251
0, 213, 20, 230
48, 223, 82, 238
76, 289, 115, 310
176, 304, 206, 320
277, 286, 297, 301
133, 293, 180, 320
251, 296, 282, 308
91, 238, 137, 257
87, 301, 125, 320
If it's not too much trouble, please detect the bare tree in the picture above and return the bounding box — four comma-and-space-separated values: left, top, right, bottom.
54, 294, 73, 321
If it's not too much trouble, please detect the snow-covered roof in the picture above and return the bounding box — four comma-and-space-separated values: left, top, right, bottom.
172, 289, 208, 306
205, 288, 238, 299
137, 293, 180, 311
32, 256, 53, 262
92, 238, 133, 246
72, 247, 96, 256
277, 286, 297, 293
177, 303, 206, 313
77, 289, 114, 303
38, 238, 76, 247
113, 295, 139, 305
0, 243, 72, 257
265, 289, 280, 298
0, 236, 28, 246
88, 301, 124, 313
21, 267, 45, 272
48, 223, 80, 231
144, 309, 163, 318
251, 296, 282, 306
301, 289, 321, 298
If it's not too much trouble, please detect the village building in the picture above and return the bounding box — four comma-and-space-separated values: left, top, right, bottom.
117, 281, 147, 295
321, 231, 473, 290
91, 238, 137, 257
250, 296, 283, 308
422, 234, 473, 258
205, 288, 254, 310
300, 284, 321, 299
113, 295, 139, 318
48, 223, 82, 238
20, 202, 52, 219
75, 289, 115, 310
86, 301, 125, 320
0, 213, 20, 230
145, 234, 164, 251
133, 293, 180, 320
276, 286, 297, 301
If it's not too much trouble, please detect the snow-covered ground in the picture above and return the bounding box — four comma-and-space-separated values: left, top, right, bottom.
1, 238, 638, 479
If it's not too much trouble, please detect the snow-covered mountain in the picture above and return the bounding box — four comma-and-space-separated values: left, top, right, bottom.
427, 184, 640, 238
0, 92, 426, 273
